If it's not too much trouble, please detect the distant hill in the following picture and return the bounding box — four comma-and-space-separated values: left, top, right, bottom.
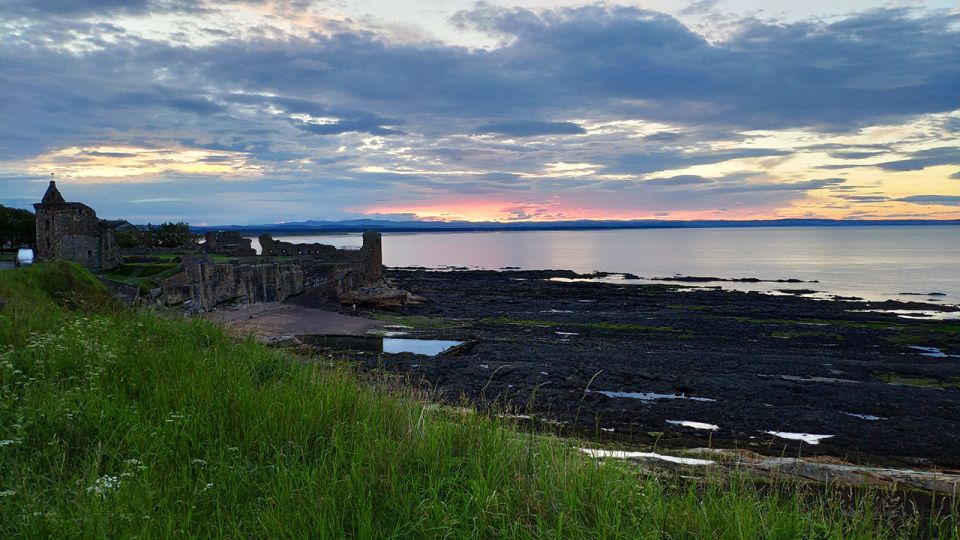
191, 218, 960, 234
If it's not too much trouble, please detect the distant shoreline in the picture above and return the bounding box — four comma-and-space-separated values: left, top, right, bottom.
193, 218, 960, 234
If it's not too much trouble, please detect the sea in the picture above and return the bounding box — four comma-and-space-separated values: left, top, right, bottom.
247, 226, 960, 309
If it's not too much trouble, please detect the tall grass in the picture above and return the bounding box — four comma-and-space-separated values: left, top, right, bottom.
0, 262, 955, 538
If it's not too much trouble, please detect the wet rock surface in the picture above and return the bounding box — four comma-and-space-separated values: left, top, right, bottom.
331, 269, 960, 469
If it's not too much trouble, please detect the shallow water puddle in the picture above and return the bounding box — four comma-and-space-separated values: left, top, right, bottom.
907, 345, 959, 358
764, 431, 834, 444
667, 420, 719, 431
581, 448, 715, 466
593, 390, 716, 402
775, 375, 860, 384
850, 309, 960, 321
298, 335, 463, 356
383, 338, 463, 356
844, 413, 886, 421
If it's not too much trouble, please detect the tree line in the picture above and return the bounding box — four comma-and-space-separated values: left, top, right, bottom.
115, 222, 194, 249
0, 205, 35, 248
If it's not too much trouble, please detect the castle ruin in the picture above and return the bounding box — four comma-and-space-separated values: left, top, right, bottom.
33, 181, 120, 272
32, 181, 394, 309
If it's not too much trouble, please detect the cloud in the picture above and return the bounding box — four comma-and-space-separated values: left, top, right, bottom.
643, 174, 712, 186
875, 147, 960, 171
895, 195, 960, 206
0, 4, 958, 223
828, 151, 886, 160
294, 118, 405, 136
680, 0, 720, 16
834, 194, 891, 203
602, 148, 788, 175
474, 121, 586, 137
0, 0, 233, 17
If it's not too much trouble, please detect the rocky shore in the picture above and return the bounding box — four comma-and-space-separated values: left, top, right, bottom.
310, 268, 960, 470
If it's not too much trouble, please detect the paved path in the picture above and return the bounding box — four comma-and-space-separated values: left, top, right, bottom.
0, 262, 14, 271
204, 303, 385, 341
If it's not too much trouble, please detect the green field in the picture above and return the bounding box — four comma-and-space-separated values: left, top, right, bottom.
0, 262, 956, 538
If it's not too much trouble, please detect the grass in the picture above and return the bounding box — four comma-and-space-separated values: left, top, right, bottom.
483, 317, 691, 335
877, 374, 960, 389
369, 312, 459, 329
710, 314, 906, 330
101, 262, 182, 290
768, 330, 843, 339
0, 263, 957, 538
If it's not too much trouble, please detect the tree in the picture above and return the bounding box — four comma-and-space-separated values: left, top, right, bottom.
114, 229, 144, 249
154, 221, 192, 248
0, 204, 35, 248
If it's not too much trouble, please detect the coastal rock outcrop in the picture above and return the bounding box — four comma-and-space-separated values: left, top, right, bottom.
339, 282, 426, 307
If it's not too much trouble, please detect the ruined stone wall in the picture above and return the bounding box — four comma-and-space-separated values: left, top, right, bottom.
258, 235, 340, 258
203, 231, 256, 257
254, 231, 384, 298
152, 231, 384, 309
158, 256, 305, 310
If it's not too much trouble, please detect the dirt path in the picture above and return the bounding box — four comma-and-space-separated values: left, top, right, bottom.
205, 303, 385, 341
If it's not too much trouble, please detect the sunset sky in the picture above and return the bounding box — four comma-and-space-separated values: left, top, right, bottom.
0, 0, 958, 224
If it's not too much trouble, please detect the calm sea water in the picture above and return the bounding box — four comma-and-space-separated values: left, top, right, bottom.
248, 226, 960, 306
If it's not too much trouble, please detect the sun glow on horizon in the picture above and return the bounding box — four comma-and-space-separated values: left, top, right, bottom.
27, 145, 263, 183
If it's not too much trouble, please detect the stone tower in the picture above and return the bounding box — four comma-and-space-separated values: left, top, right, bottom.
33, 181, 120, 272
361, 230, 383, 280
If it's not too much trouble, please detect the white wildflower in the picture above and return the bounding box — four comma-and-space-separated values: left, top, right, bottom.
86, 475, 121, 495
0, 490, 16, 497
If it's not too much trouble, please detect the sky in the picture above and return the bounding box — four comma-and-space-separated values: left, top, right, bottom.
0, 0, 958, 225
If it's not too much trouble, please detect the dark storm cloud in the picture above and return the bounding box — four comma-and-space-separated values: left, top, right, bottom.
874, 147, 960, 172
474, 121, 586, 137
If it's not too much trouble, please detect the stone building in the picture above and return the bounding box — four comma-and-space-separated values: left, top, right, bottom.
33, 181, 120, 272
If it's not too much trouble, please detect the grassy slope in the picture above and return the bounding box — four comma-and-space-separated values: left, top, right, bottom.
0, 263, 955, 538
